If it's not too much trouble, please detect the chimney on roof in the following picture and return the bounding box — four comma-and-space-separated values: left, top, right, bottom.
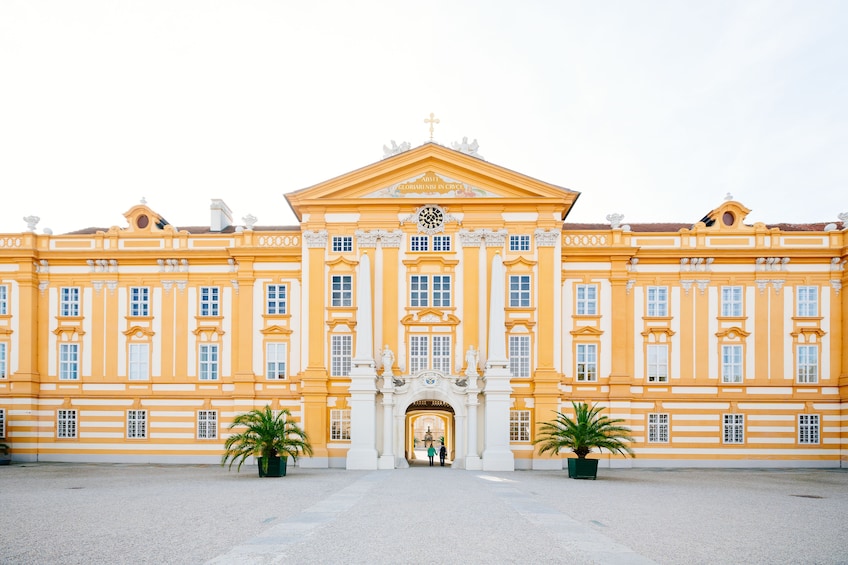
210, 199, 233, 232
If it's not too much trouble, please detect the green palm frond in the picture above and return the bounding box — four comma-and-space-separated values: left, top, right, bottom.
221, 405, 313, 472
533, 401, 635, 460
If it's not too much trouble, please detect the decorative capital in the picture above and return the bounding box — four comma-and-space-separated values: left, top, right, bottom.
534, 229, 559, 247
355, 230, 380, 248
303, 230, 328, 248
458, 229, 485, 247
378, 229, 403, 248
483, 229, 508, 247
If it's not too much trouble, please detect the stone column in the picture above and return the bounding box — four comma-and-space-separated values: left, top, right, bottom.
465, 376, 482, 470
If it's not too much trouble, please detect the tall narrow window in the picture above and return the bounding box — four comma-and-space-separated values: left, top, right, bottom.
509, 335, 531, 378
0, 343, 6, 379
410, 276, 429, 307
199, 287, 219, 317
0, 284, 8, 315
60, 287, 80, 317
432, 276, 451, 308
646, 344, 668, 382
129, 287, 149, 317
797, 286, 818, 317
197, 410, 218, 439
576, 284, 597, 315
510, 410, 531, 441
0, 408, 6, 438
266, 285, 287, 315
331, 236, 353, 253
128, 343, 149, 381
647, 413, 669, 443
509, 275, 531, 307
646, 286, 668, 317
127, 410, 147, 439
266, 343, 287, 380
798, 414, 819, 444
797, 345, 818, 383
721, 286, 743, 317
721, 345, 743, 383
576, 343, 597, 382
331, 335, 352, 376
330, 409, 351, 441
433, 235, 451, 252
331, 275, 352, 307
409, 335, 429, 373
723, 414, 744, 444
199, 344, 219, 381
57, 409, 77, 438
432, 336, 451, 373
59, 343, 79, 380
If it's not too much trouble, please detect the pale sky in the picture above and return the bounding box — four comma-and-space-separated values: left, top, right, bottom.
1, 1, 846, 235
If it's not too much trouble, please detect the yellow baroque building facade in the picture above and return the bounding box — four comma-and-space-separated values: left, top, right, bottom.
0, 142, 846, 469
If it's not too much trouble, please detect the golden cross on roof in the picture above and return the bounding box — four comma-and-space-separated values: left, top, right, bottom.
424, 112, 440, 141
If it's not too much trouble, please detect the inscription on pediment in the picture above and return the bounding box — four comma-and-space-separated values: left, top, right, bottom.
363, 171, 498, 199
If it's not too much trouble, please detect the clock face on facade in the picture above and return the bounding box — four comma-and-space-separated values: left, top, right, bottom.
418, 205, 445, 231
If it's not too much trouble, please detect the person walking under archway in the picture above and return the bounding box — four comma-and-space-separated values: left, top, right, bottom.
427, 445, 436, 466
439, 444, 447, 466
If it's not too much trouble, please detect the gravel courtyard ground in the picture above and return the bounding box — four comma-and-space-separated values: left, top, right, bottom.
1, 462, 846, 564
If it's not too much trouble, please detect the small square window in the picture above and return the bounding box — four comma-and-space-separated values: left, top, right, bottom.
410, 235, 429, 252
509, 235, 531, 252
433, 235, 451, 252
332, 236, 353, 253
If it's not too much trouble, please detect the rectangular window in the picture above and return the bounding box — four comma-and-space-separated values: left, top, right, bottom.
127, 410, 147, 439
509, 275, 531, 307
60, 287, 80, 317
798, 414, 819, 444
59, 343, 79, 380
128, 343, 149, 381
509, 235, 531, 252
0, 342, 6, 379
0, 408, 5, 438
266, 284, 287, 315
0, 284, 8, 315
410, 275, 429, 308
510, 410, 531, 442
410, 235, 429, 252
646, 286, 668, 317
266, 342, 287, 380
432, 336, 451, 373
200, 287, 219, 317
409, 335, 429, 374
57, 409, 77, 438
797, 286, 818, 317
197, 410, 218, 439
646, 344, 668, 383
433, 235, 451, 252
576, 343, 598, 382
509, 335, 531, 378
330, 409, 351, 441
648, 413, 669, 443
331, 335, 352, 376
331, 236, 353, 253
721, 286, 743, 317
723, 414, 744, 444
721, 344, 743, 383
797, 345, 818, 383
576, 284, 597, 315
432, 276, 451, 308
199, 344, 219, 381
331, 275, 353, 307
129, 287, 149, 317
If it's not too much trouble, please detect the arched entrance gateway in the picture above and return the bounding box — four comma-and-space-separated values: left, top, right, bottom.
405, 400, 454, 465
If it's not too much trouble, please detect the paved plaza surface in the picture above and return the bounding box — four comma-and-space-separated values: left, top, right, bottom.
1, 461, 847, 564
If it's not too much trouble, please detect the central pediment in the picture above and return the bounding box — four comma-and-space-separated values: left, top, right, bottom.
362, 170, 499, 199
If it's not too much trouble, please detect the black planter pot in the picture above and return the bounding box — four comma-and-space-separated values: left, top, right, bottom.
258, 456, 287, 477
567, 458, 598, 479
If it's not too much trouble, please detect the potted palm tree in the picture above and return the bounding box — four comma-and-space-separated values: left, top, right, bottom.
534, 401, 634, 479
221, 405, 312, 477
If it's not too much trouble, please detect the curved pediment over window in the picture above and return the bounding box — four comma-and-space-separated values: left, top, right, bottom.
123, 204, 172, 233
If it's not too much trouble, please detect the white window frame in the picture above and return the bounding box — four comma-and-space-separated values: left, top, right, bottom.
331, 275, 353, 307
128, 343, 149, 381
0, 408, 5, 438
331, 235, 353, 253
0, 284, 8, 315
509, 335, 531, 378
797, 344, 818, 383
266, 284, 287, 315
797, 286, 818, 317
60, 287, 80, 317
648, 413, 669, 443
129, 287, 149, 317
59, 343, 80, 380
410, 235, 429, 252
646, 286, 668, 317
433, 235, 451, 252
721, 286, 743, 317
0, 342, 6, 379
432, 335, 451, 373
127, 410, 147, 439
266, 342, 287, 380
409, 335, 429, 374
509, 235, 531, 252
199, 344, 219, 381
197, 410, 218, 439
721, 344, 743, 383
723, 414, 744, 444
798, 414, 819, 444
510, 410, 531, 442
410, 275, 429, 307
199, 287, 219, 317
57, 409, 77, 438
432, 275, 451, 308
509, 275, 531, 308
646, 344, 668, 383
576, 284, 597, 315
576, 343, 598, 382
330, 409, 351, 441
331, 335, 352, 376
